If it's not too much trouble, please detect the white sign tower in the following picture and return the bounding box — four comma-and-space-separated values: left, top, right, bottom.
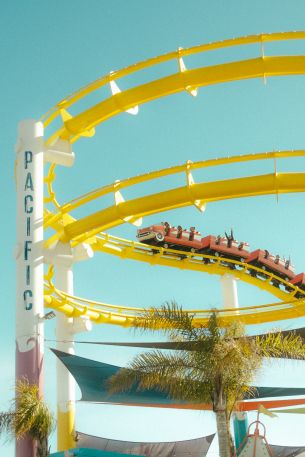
15, 120, 45, 457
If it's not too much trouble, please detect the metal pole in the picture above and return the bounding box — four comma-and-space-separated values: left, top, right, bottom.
15, 120, 44, 457
54, 243, 76, 452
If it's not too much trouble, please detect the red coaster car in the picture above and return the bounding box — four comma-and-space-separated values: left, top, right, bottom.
137, 222, 298, 286
137, 222, 202, 252
246, 249, 295, 281
199, 233, 250, 262
137, 223, 250, 261
289, 273, 305, 296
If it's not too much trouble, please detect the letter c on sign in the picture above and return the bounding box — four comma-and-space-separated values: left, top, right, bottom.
24, 195, 33, 213
23, 290, 33, 311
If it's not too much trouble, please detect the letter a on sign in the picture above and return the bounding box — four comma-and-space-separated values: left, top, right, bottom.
24, 172, 34, 191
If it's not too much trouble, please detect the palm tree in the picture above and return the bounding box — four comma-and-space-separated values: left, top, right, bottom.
0, 379, 54, 457
107, 302, 305, 457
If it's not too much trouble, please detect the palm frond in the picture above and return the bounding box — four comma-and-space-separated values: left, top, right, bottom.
12, 380, 54, 440
135, 301, 200, 340
0, 412, 14, 439
256, 331, 305, 360
0, 379, 53, 454
108, 350, 195, 392
108, 349, 212, 403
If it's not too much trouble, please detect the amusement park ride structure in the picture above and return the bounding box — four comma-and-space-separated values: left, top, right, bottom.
15, 31, 305, 457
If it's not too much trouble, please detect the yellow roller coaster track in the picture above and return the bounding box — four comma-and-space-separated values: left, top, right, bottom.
41, 31, 305, 143
42, 32, 305, 326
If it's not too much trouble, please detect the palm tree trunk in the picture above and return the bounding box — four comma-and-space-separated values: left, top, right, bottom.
226, 416, 235, 457
37, 436, 49, 457
215, 409, 231, 457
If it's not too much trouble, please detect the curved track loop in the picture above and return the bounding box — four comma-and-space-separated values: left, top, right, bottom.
44, 150, 305, 248
44, 149, 305, 223
41, 31, 305, 143
42, 32, 305, 326
44, 258, 305, 326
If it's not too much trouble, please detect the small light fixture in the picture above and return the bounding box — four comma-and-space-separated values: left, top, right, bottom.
42, 311, 56, 321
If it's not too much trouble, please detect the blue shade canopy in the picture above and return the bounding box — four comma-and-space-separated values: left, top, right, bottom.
51, 349, 179, 405
52, 349, 305, 405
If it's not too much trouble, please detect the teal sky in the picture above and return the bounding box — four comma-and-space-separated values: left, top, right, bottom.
2, 1, 305, 456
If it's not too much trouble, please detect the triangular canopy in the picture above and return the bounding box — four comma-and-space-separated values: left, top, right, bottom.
52, 349, 305, 410
59, 326, 305, 351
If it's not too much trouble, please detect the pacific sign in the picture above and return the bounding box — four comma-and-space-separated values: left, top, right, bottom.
23, 150, 34, 311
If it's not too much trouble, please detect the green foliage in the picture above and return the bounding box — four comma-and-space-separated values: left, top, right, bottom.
0, 379, 54, 457
14, 380, 54, 441
0, 412, 14, 437
255, 331, 305, 360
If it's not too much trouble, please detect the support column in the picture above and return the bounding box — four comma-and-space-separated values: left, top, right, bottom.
54, 243, 76, 451
15, 120, 44, 457
220, 274, 249, 450
220, 273, 239, 309
51, 242, 93, 452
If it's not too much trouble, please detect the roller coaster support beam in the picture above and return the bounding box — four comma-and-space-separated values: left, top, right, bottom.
54, 243, 76, 452
15, 120, 45, 457
220, 273, 239, 310
48, 241, 93, 451
220, 274, 249, 449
